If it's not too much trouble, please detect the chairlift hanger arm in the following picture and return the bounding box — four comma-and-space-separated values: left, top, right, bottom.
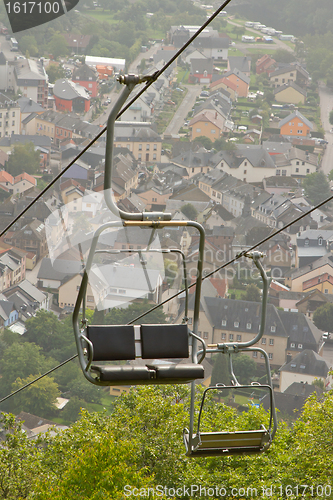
104, 75, 171, 222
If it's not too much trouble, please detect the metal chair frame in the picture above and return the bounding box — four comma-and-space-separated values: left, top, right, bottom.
72, 75, 206, 387
184, 252, 278, 456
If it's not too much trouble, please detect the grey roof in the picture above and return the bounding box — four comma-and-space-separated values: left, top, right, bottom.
284, 381, 321, 397
291, 254, 333, 280
38, 258, 83, 281
228, 56, 251, 74
278, 310, 322, 345
93, 264, 162, 292
15, 280, 47, 304
72, 64, 98, 82
17, 97, 44, 114
14, 58, 47, 83
204, 297, 288, 337
278, 110, 313, 130
223, 68, 250, 85
191, 58, 214, 74
270, 63, 309, 79
53, 79, 90, 101
193, 36, 229, 49
274, 81, 307, 97
0, 134, 51, 148
281, 349, 328, 377
114, 124, 161, 142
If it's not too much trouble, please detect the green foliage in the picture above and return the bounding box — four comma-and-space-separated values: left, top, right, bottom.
211, 352, 230, 386
6, 142, 40, 177
302, 171, 331, 206
232, 354, 257, 385
313, 302, 333, 333
193, 135, 213, 149
329, 110, 333, 126
25, 310, 76, 362
273, 49, 296, 63
46, 63, 65, 84
0, 412, 42, 499
11, 375, 60, 416
104, 299, 166, 325
242, 283, 261, 302
47, 33, 69, 59
180, 203, 198, 220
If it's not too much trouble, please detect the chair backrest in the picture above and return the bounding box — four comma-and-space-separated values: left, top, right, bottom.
141, 324, 189, 359
87, 325, 136, 361
86, 324, 190, 361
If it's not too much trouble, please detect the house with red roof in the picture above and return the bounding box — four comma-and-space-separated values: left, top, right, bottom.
189, 58, 213, 84
256, 54, 277, 75
189, 110, 225, 142
13, 173, 37, 195
210, 77, 237, 100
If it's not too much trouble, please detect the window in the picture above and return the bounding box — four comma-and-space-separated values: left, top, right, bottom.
221, 333, 226, 340
188, 318, 193, 325
234, 321, 239, 328
138, 144, 142, 150
269, 339, 274, 346
221, 320, 227, 326
296, 161, 300, 165
118, 289, 126, 295
290, 342, 296, 348
246, 323, 251, 329
304, 238, 309, 247
282, 170, 287, 176
196, 128, 201, 133
261, 338, 266, 345
306, 169, 310, 174
76, 285, 80, 291
12, 120, 15, 126
146, 144, 150, 151
276, 169, 280, 176
268, 353, 273, 360
244, 169, 247, 174
297, 130, 303, 134
138, 153, 142, 160
260, 353, 265, 358
236, 334, 242, 341
298, 343, 303, 349
229, 334, 234, 341
318, 237, 323, 246
203, 332, 208, 339
87, 295, 94, 302
295, 168, 299, 173
253, 351, 257, 358
211, 129, 216, 134
153, 144, 157, 150
153, 154, 156, 160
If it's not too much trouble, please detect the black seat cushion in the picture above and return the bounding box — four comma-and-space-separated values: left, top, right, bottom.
87, 325, 135, 361
91, 365, 154, 382
141, 324, 189, 359
147, 363, 204, 381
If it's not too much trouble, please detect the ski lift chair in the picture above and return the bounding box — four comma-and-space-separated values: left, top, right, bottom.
73, 74, 207, 387
184, 252, 277, 456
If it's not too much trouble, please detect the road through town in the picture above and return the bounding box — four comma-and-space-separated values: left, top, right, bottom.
318, 82, 333, 176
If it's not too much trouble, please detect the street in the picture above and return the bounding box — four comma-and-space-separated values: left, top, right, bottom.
318, 82, 333, 176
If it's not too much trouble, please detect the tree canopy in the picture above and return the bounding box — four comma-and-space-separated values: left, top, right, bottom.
313, 302, 333, 333
6, 142, 40, 177
302, 171, 331, 206
1, 385, 333, 497
180, 203, 198, 220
